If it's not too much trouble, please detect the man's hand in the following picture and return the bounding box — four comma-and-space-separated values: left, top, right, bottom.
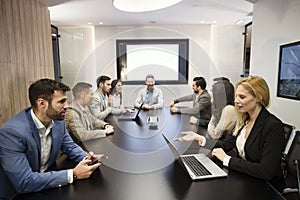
170, 107, 178, 113
169, 100, 175, 107
105, 125, 114, 135
87, 152, 107, 164
142, 104, 151, 110
73, 156, 101, 180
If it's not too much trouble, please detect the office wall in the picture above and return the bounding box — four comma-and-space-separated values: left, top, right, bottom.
251, 0, 300, 128
0, 0, 53, 126
59, 25, 244, 105
59, 26, 95, 101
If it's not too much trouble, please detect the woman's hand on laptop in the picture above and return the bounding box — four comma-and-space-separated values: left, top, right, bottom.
174, 131, 202, 143
211, 148, 227, 162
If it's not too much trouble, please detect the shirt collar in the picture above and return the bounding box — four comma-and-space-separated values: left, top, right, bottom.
30, 108, 54, 130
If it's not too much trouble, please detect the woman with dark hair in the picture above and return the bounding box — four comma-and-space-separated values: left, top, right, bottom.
208, 78, 236, 139
108, 79, 124, 109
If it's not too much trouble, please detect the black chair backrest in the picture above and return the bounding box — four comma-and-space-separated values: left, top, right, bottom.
283, 123, 295, 151
286, 130, 300, 178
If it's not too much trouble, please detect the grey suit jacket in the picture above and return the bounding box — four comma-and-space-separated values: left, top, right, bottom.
174, 90, 212, 125
89, 90, 124, 120
65, 101, 107, 142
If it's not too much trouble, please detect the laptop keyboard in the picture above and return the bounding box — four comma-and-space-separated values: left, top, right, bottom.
182, 156, 212, 176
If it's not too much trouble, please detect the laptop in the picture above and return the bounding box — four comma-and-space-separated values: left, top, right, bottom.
162, 133, 227, 180
118, 102, 144, 121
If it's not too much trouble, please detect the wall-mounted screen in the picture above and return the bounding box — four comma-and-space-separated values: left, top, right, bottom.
116, 39, 189, 85
277, 41, 300, 100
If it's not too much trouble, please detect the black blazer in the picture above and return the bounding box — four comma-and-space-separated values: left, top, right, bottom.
209, 107, 285, 190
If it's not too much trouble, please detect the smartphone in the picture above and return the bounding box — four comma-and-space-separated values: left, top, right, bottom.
98, 154, 108, 163
89, 154, 108, 165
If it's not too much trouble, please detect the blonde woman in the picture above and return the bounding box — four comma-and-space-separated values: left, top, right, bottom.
175, 76, 285, 191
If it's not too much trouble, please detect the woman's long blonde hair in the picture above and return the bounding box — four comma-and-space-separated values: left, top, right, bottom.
233, 76, 270, 136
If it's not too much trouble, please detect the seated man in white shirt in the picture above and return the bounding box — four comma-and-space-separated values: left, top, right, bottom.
134, 74, 164, 110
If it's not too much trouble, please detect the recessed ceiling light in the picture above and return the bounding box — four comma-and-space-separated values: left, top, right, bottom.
99, 22, 104, 25
112, 0, 183, 12
236, 19, 244, 24
88, 22, 92, 25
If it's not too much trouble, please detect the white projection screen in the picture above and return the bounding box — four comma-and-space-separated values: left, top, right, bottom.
116, 39, 189, 84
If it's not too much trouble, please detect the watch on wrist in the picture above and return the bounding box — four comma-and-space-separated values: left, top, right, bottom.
73, 175, 77, 181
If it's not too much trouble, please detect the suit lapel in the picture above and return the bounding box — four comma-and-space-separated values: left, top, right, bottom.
245, 107, 268, 148
26, 109, 41, 153
48, 123, 59, 165
25, 109, 41, 166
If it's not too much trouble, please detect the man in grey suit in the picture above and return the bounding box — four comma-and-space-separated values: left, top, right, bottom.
0, 79, 104, 199
65, 82, 114, 143
89, 75, 129, 120
170, 77, 211, 127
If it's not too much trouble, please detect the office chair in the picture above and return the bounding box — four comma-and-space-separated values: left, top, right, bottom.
283, 123, 295, 149
281, 124, 295, 178
281, 129, 300, 200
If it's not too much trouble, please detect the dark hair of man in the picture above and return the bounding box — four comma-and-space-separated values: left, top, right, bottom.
195, 77, 206, 90
96, 75, 111, 88
193, 76, 201, 82
211, 79, 235, 124
72, 82, 93, 99
29, 78, 70, 109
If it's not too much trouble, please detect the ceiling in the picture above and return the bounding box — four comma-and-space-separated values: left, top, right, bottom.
39, 0, 255, 27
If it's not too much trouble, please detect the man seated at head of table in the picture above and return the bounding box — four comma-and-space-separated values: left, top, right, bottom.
134, 74, 164, 110
64, 82, 114, 144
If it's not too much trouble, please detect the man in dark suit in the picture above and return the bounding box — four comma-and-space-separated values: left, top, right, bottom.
170, 76, 211, 127
0, 79, 103, 199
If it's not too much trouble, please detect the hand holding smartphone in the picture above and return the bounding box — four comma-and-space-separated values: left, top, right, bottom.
88, 153, 108, 166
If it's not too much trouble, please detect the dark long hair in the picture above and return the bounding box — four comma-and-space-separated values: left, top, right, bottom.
110, 79, 122, 105
211, 79, 234, 125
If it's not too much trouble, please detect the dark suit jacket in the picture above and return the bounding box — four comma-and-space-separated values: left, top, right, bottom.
0, 108, 87, 199
208, 107, 285, 190
174, 90, 212, 126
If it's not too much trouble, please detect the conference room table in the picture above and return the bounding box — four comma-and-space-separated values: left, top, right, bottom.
14, 107, 284, 200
